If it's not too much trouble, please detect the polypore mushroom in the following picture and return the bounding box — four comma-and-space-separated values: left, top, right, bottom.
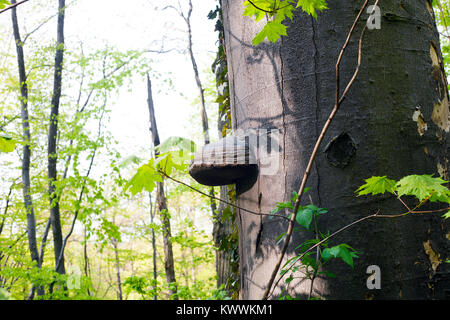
189, 135, 258, 186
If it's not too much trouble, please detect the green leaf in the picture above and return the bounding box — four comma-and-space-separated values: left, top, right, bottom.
272, 1, 295, 23
295, 204, 327, 229
443, 210, 450, 219
296, 0, 328, 18
295, 238, 320, 252
356, 176, 397, 196
243, 0, 270, 22
395, 174, 450, 202
276, 232, 286, 244
296, 206, 314, 229
125, 159, 162, 195
119, 155, 142, 168
322, 271, 336, 278
270, 199, 293, 217
0, 0, 10, 10
321, 244, 357, 268
252, 20, 287, 45
0, 287, 12, 300
244, 0, 327, 45
157, 136, 196, 154
0, 135, 16, 153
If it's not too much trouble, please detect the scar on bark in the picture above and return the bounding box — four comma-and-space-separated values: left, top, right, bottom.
412, 106, 427, 136
430, 43, 450, 132
324, 132, 356, 168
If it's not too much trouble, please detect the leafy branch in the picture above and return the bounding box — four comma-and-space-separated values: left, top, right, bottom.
243, 0, 328, 45
0, 0, 29, 15
268, 173, 450, 299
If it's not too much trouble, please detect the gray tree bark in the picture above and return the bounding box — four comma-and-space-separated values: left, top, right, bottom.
222, 0, 449, 299
48, 0, 66, 276
10, 0, 44, 299
149, 193, 158, 300
111, 238, 123, 300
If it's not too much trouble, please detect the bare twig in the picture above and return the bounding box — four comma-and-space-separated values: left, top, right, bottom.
159, 170, 290, 221
23, 11, 58, 43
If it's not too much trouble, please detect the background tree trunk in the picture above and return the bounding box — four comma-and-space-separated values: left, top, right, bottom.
111, 238, 122, 300
149, 193, 158, 300
211, 0, 240, 297
147, 74, 178, 299
48, 0, 66, 276
10, 0, 44, 299
183, 0, 218, 222
222, 0, 450, 299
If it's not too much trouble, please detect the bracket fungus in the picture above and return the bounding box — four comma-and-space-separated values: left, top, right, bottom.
189, 135, 258, 186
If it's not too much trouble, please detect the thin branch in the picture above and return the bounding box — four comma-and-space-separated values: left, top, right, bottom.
386, 179, 411, 212
247, 0, 280, 14
0, 180, 16, 236
23, 11, 59, 43
0, 115, 20, 131
411, 207, 450, 214
38, 218, 51, 267
55, 107, 105, 272
159, 170, 290, 221
25, 64, 53, 78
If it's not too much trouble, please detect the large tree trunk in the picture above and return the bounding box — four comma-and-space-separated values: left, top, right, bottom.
222, 0, 450, 299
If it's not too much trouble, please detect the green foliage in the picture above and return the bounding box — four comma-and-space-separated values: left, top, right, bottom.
0, 135, 15, 153
443, 210, 450, 219
0, 0, 10, 10
124, 275, 229, 300
243, 0, 327, 45
296, 0, 327, 17
395, 175, 450, 202
356, 176, 396, 196
126, 158, 162, 195
322, 244, 358, 268
0, 288, 13, 300
157, 136, 196, 154
357, 174, 450, 204
251, 21, 288, 45
433, 0, 450, 85
357, 173, 450, 268
270, 189, 309, 217
126, 137, 196, 195
275, 191, 357, 299
296, 204, 327, 229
